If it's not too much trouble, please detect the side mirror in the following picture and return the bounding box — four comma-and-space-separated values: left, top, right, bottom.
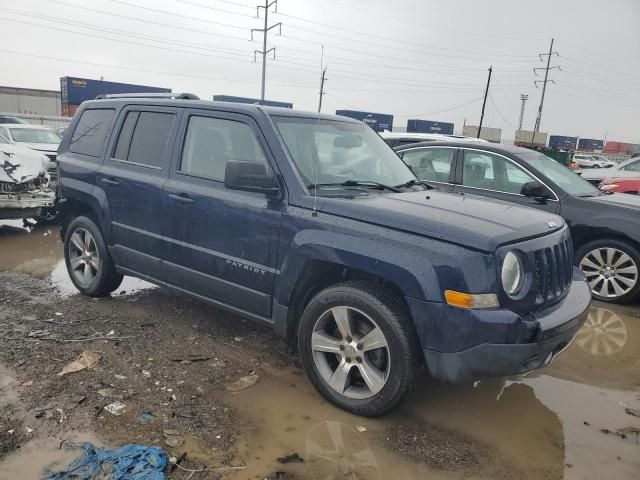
224, 161, 280, 196
521, 180, 551, 200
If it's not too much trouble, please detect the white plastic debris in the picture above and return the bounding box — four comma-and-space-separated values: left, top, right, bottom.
141, 370, 151, 377
55, 312, 63, 316
115, 374, 127, 380
355, 425, 367, 433
104, 401, 126, 416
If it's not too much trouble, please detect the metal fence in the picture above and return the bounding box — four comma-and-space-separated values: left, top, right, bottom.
1, 112, 71, 129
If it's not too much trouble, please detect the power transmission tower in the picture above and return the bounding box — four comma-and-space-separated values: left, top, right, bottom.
251, 0, 281, 101
518, 94, 529, 130
532, 38, 560, 133
477, 65, 492, 139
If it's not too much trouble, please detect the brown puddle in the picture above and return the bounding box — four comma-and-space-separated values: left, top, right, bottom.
222, 309, 640, 480
0, 433, 106, 480
0, 220, 154, 297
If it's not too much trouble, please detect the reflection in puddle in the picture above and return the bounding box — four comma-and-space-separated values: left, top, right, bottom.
0, 220, 154, 297
575, 307, 628, 355
305, 421, 380, 480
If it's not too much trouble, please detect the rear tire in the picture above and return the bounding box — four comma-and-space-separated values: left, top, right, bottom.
64, 216, 123, 296
298, 282, 421, 416
576, 239, 640, 303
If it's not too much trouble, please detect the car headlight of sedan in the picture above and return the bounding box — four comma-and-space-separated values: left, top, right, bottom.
501, 251, 524, 296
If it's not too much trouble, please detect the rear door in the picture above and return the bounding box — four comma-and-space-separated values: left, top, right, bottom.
397, 146, 458, 192
98, 106, 181, 279
453, 148, 560, 214
161, 109, 281, 318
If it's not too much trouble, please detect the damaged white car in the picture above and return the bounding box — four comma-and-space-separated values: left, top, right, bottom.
0, 135, 56, 221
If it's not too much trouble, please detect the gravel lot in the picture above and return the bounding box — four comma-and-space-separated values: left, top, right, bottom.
0, 220, 639, 480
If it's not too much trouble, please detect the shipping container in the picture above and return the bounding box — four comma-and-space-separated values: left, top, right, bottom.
406, 119, 454, 135
60, 76, 171, 107
604, 141, 631, 154
514, 130, 548, 147
462, 125, 502, 143
212, 95, 293, 108
577, 138, 604, 152
548, 135, 578, 150
335, 110, 393, 132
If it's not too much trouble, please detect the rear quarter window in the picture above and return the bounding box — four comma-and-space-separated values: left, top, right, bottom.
69, 108, 115, 157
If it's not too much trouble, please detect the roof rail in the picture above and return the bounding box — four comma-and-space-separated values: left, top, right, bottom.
94, 92, 200, 100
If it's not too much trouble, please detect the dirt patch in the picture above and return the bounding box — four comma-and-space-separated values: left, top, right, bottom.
0, 271, 295, 476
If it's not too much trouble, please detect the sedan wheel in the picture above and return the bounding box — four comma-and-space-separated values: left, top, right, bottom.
311, 306, 390, 400
580, 247, 638, 299
68, 227, 100, 287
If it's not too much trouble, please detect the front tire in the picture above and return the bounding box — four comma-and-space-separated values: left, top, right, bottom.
64, 216, 123, 296
298, 282, 421, 416
576, 239, 640, 303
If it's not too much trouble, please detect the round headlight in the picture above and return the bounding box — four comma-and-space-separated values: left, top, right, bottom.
501, 251, 523, 296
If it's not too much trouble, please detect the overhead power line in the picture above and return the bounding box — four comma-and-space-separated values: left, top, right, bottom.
0, 48, 318, 89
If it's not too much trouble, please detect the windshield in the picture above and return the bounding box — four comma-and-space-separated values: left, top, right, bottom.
273, 116, 416, 193
8, 128, 61, 144
518, 151, 601, 196
0, 133, 8, 144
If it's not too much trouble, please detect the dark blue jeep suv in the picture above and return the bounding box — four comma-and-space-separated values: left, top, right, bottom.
57, 94, 590, 415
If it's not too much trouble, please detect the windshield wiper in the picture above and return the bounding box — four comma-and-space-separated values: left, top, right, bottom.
394, 179, 434, 190
308, 180, 401, 193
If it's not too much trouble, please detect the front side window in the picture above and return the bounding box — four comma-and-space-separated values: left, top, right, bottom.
621, 159, 640, 172
179, 116, 268, 181
401, 148, 455, 183
273, 116, 415, 193
462, 150, 535, 195
69, 109, 114, 157
112, 111, 175, 167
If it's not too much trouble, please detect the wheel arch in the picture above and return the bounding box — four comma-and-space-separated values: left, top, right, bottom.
273, 236, 440, 341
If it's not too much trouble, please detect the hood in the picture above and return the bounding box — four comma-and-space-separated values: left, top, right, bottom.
19, 143, 59, 154
585, 192, 640, 210
0, 145, 48, 184
316, 190, 565, 252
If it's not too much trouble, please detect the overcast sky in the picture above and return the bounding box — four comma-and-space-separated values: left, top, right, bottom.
1, 0, 639, 142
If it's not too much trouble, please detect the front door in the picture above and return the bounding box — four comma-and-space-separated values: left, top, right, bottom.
98, 106, 181, 279
162, 110, 282, 318
454, 148, 561, 214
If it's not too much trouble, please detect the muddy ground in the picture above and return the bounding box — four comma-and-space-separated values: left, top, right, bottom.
0, 220, 639, 480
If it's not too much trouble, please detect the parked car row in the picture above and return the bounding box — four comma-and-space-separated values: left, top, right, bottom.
54, 93, 591, 416
0, 123, 61, 222
573, 154, 615, 169
393, 140, 640, 304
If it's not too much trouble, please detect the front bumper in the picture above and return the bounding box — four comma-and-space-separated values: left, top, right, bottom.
408, 269, 591, 383
0, 189, 56, 220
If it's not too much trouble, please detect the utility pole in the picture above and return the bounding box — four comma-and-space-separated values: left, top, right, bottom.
477, 65, 492, 139
251, 0, 281, 102
533, 38, 560, 133
518, 94, 529, 130
318, 46, 327, 112
318, 67, 327, 112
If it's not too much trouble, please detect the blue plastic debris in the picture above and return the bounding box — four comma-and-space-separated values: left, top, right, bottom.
43, 443, 167, 480
138, 412, 155, 424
